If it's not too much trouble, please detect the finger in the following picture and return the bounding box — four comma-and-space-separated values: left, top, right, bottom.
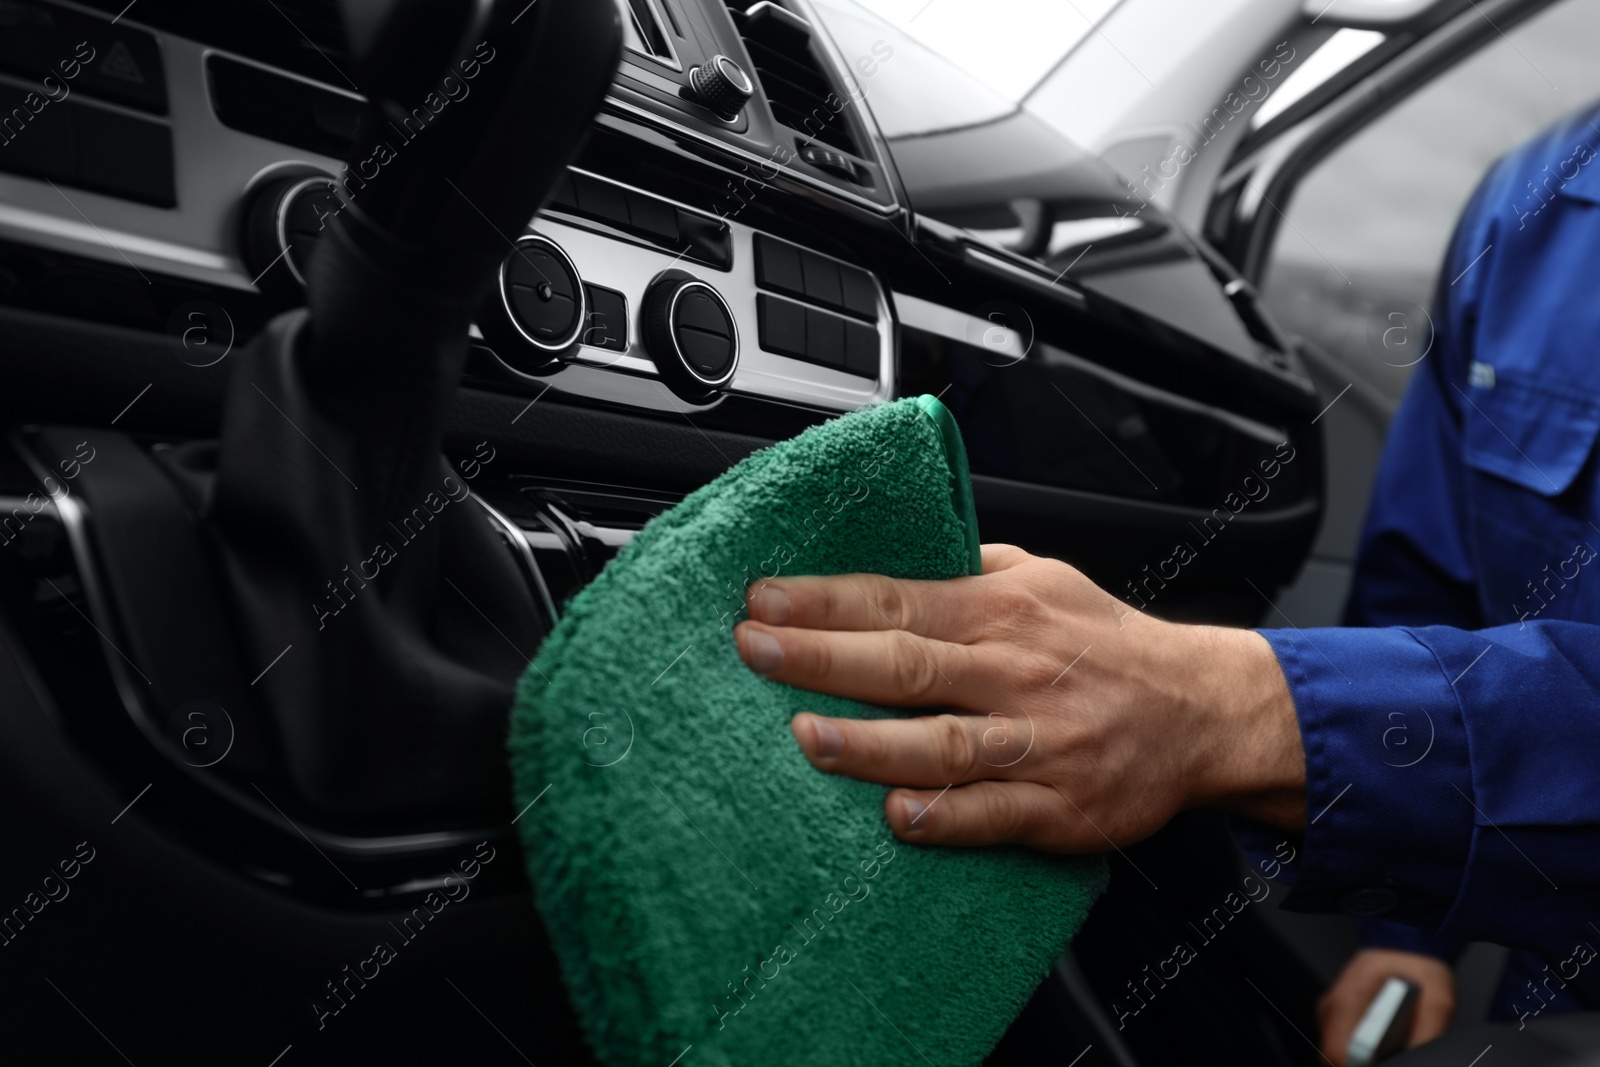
981, 543, 1032, 574
884, 780, 1066, 848
1410, 988, 1453, 1046
790, 711, 1031, 787
746, 571, 981, 642
736, 621, 979, 705
1317, 967, 1389, 1067
1318, 999, 1357, 1067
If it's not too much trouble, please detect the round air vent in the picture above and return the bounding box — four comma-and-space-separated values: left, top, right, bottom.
642, 270, 739, 401
499, 235, 586, 352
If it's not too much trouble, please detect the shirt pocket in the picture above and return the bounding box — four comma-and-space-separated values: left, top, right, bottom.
1461, 370, 1600, 625
1465, 374, 1600, 630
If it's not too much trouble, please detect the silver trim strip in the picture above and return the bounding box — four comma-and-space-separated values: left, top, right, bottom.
602, 95, 897, 217
473, 494, 561, 625
273, 175, 335, 288
7, 433, 499, 859
894, 291, 1287, 446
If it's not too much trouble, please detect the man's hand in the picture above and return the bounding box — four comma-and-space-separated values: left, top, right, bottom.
732, 544, 1306, 850
1319, 949, 1456, 1065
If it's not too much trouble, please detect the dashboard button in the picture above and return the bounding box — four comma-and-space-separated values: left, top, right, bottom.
582, 284, 628, 351
754, 234, 805, 298
573, 172, 628, 224
799, 143, 859, 182
627, 192, 679, 243
0, 83, 73, 183
0, 87, 174, 206
73, 102, 174, 206
839, 264, 877, 318
843, 320, 878, 377
673, 211, 732, 268
801, 251, 843, 309
804, 306, 845, 368
757, 294, 806, 359
0, 1, 168, 114
755, 234, 877, 322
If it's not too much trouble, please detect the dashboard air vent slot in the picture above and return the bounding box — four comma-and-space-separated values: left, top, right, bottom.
724, 0, 862, 158
621, 0, 679, 66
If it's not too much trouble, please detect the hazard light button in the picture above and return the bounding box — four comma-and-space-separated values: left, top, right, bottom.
0, 1, 168, 115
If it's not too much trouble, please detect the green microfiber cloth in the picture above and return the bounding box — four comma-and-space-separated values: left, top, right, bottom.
508, 396, 1107, 1067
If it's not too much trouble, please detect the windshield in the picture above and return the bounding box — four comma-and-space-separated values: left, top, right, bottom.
810, 0, 1119, 138
830, 0, 1118, 101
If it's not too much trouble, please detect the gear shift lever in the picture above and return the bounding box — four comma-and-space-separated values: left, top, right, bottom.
30, 0, 622, 829
207, 0, 622, 823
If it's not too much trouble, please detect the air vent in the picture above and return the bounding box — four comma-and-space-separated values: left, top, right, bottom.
621, 0, 680, 67
724, 0, 862, 158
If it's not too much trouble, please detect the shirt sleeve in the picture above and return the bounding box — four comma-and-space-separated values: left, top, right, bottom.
1257, 619, 1600, 958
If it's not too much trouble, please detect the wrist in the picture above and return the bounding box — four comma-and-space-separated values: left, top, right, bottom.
1169, 624, 1306, 827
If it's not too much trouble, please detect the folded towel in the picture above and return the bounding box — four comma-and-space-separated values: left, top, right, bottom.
509, 395, 1106, 1067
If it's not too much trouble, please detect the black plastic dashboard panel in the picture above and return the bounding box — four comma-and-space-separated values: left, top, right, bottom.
0, 82, 176, 205
0, 0, 169, 113
206, 53, 362, 159
0, 0, 1323, 606
546, 167, 732, 268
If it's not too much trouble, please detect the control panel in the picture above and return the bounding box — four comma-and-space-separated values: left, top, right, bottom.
474, 168, 893, 412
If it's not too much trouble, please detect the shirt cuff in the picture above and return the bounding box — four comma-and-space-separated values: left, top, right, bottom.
1254, 626, 1475, 931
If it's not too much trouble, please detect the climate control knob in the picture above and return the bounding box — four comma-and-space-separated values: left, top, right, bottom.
689, 54, 754, 121
642, 271, 739, 401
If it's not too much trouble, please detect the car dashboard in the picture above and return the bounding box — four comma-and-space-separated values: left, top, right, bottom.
0, 0, 1339, 897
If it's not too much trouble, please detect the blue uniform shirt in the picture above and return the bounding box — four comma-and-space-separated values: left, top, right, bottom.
1251, 104, 1600, 1020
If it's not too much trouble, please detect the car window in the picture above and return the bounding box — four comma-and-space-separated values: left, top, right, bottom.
1250, 28, 1385, 129
1259, 0, 1600, 412
1254, 0, 1600, 628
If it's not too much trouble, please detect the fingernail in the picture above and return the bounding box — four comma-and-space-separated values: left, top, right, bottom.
900, 795, 928, 828
742, 629, 783, 674
811, 717, 843, 759
750, 585, 791, 624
